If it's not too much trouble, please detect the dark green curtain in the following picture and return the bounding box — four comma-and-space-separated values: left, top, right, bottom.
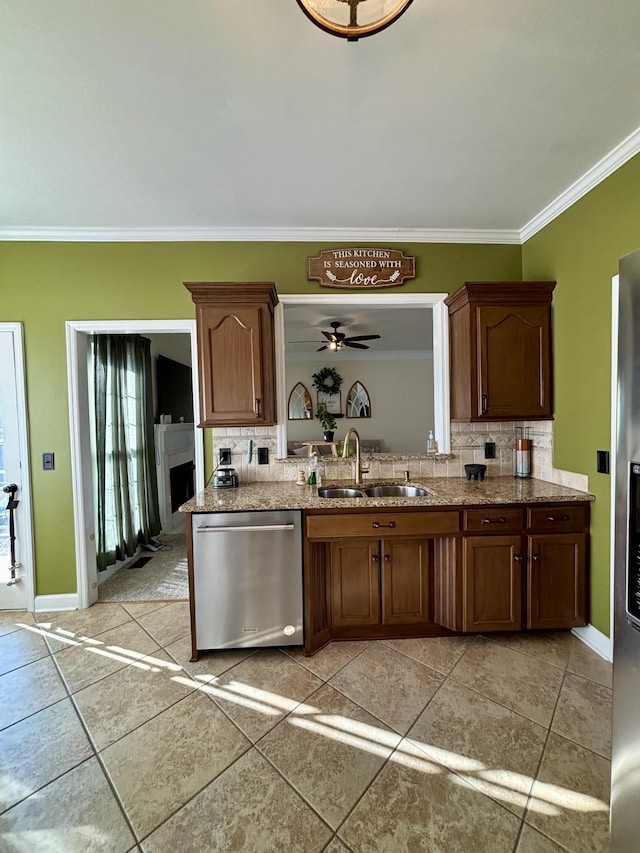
91, 334, 161, 571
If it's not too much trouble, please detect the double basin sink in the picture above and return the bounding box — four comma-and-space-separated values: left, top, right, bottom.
318, 484, 432, 499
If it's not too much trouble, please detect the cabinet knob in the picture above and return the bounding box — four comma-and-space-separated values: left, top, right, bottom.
384, 554, 392, 562
532, 554, 540, 561
372, 521, 396, 529
514, 554, 523, 562
547, 514, 569, 522
371, 554, 380, 563
482, 516, 506, 524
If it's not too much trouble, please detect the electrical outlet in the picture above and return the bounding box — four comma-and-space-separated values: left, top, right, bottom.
258, 447, 269, 465
484, 441, 496, 459
219, 448, 231, 465
43, 452, 55, 470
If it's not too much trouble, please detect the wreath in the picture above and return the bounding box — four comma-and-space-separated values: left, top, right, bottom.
312, 366, 342, 395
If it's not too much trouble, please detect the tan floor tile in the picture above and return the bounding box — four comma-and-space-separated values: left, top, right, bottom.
55, 619, 162, 694
487, 630, 574, 669
281, 641, 369, 681
0, 656, 67, 730
340, 742, 521, 852
73, 650, 195, 750
526, 733, 610, 853
120, 601, 171, 619
141, 748, 332, 852
0, 757, 135, 852
259, 683, 401, 830
0, 610, 34, 639
381, 635, 474, 674
450, 636, 564, 727
164, 634, 256, 682
205, 649, 323, 743
0, 698, 93, 813
517, 824, 569, 852
407, 678, 547, 816
551, 673, 612, 758
329, 643, 443, 735
135, 600, 190, 648
567, 640, 612, 688
102, 691, 250, 839
0, 625, 49, 676
36, 603, 132, 652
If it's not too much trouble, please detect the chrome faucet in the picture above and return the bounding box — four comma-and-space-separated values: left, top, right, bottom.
342, 427, 369, 486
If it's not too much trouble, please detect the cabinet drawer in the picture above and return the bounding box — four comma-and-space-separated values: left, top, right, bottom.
463, 508, 523, 533
306, 511, 459, 540
526, 504, 588, 532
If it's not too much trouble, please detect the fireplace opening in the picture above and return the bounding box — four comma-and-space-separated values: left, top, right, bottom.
170, 461, 195, 513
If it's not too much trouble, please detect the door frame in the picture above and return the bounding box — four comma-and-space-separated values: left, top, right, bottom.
0, 322, 35, 610
66, 319, 204, 609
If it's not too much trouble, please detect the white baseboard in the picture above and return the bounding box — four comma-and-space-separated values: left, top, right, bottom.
572, 624, 613, 662
34, 593, 80, 613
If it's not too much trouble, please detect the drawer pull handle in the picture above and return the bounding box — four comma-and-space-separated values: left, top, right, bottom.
254, 398, 261, 418
514, 554, 523, 562
481, 394, 488, 414
482, 516, 506, 524
384, 554, 392, 562
373, 521, 396, 529
371, 554, 380, 563
547, 514, 569, 522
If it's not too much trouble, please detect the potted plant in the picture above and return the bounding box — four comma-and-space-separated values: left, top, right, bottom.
316, 404, 337, 442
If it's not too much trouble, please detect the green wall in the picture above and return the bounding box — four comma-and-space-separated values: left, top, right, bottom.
0, 241, 521, 597
522, 151, 640, 636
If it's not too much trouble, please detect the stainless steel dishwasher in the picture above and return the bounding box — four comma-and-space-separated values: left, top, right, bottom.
191, 510, 303, 650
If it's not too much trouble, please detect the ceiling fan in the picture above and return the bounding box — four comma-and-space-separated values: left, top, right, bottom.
289, 321, 382, 352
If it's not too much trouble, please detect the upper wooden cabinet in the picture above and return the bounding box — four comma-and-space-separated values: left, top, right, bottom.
445, 282, 555, 421
185, 282, 278, 427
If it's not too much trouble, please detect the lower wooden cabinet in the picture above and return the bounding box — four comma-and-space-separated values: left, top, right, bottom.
328, 537, 430, 629
462, 535, 523, 632
527, 533, 586, 629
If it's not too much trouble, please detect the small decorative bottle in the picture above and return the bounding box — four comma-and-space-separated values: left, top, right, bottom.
427, 430, 435, 452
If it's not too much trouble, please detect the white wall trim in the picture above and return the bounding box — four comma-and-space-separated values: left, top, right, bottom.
276, 293, 450, 459
520, 124, 640, 242
610, 274, 619, 649
66, 319, 203, 609
34, 593, 79, 613
572, 624, 613, 662
0, 322, 36, 611
0, 226, 522, 244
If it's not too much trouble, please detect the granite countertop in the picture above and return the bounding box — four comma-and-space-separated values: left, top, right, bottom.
180, 476, 594, 513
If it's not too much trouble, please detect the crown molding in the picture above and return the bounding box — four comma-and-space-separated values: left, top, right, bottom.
0, 225, 521, 244
520, 124, 640, 243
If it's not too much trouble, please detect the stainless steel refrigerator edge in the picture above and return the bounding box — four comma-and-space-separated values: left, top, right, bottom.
612, 249, 640, 850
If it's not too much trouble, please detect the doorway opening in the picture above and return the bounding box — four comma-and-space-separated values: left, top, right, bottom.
66, 320, 204, 609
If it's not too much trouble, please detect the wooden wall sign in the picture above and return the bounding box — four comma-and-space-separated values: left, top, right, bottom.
308, 248, 415, 289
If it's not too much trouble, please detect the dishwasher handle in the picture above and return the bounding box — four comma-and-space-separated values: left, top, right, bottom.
196, 523, 296, 534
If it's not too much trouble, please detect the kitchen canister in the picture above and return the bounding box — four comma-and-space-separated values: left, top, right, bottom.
515, 427, 532, 478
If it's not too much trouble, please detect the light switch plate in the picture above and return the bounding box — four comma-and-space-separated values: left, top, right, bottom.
43, 452, 55, 470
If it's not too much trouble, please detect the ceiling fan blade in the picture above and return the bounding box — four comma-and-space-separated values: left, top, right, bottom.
344, 341, 369, 350
316, 344, 328, 351
321, 330, 336, 342
344, 334, 381, 342
287, 340, 323, 343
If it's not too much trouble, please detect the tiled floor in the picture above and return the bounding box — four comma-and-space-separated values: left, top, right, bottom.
0, 605, 612, 852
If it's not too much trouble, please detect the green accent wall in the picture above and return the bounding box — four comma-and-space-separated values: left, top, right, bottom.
522, 151, 640, 636
0, 240, 520, 597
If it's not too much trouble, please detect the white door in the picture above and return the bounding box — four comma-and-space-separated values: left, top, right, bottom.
0, 325, 34, 610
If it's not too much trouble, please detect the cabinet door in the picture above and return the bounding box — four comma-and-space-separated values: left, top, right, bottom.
527, 534, 586, 629
477, 304, 551, 419
197, 303, 268, 426
329, 540, 380, 627
462, 535, 523, 632
381, 538, 430, 625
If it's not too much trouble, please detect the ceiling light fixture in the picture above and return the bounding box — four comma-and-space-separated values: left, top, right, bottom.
296, 0, 414, 41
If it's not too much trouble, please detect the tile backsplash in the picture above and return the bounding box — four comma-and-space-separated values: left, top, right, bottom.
210, 420, 589, 491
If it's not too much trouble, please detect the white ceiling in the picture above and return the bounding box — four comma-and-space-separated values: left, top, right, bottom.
2, 1, 640, 239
